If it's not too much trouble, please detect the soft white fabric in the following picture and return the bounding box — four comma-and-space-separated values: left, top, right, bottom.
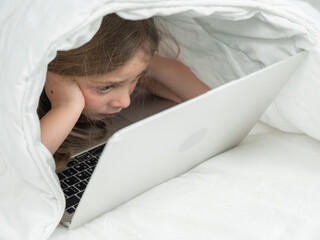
1, 0, 320, 239
50, 122, 320, 240
303, 0, 320, 12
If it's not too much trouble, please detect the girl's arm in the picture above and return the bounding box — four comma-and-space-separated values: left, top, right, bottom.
145, 55, 210, 103
40, 72, 85, 154
40, 105, 83, 155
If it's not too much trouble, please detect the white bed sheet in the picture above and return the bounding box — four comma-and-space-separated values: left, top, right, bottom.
50, 122, 320, 240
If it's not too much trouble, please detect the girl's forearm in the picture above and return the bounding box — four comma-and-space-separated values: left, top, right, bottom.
40, 105, 83, 154
149, 55, 210, 102
139, 77, 183, 103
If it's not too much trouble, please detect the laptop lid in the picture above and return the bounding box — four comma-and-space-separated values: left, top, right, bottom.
68, 51, 307, 229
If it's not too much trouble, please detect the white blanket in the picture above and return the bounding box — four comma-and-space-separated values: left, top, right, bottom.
1, 0, 320, 239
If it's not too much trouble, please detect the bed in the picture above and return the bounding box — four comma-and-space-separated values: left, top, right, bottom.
1, 0, 320, 239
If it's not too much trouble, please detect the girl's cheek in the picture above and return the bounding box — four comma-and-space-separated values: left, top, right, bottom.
83, 93, 107, 111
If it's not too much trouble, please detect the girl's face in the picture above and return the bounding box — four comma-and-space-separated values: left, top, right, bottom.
77, 52, 149, 120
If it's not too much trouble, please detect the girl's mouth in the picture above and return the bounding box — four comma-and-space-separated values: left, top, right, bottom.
100, 112, 119, 118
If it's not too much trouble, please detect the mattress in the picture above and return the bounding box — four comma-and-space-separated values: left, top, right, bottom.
50, 122, 320, 239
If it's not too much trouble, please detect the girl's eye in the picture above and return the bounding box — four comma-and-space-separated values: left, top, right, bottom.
97, 85, 112, 93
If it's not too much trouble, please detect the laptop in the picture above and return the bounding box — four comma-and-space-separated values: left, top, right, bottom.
57, 51, 307, 229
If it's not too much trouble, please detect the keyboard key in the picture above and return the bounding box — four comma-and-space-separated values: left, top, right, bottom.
64, 176, 80, 186
74, 182, 88, 191
74, 152, 93, 161
62, 168, 77, 177
74, 163, 89, 172
77, 192, 84, 199
66, 207, 75, 214
57, 173, 65, 181
63, 186, 78, 197
76, 171, 91, 181
66, 160, 78, 168
87, 167, 95, 174
85, 158, 98, 167
88, 144, 105, 156
66, 195, 80, 208
60, 182, 68, 189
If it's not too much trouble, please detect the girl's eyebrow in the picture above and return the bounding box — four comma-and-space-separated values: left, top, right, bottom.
96, 69, 147, 85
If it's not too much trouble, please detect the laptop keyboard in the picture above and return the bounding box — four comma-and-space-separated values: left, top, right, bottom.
57, 143, 106, 214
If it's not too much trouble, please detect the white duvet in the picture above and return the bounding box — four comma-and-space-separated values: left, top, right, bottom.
1, 0, 320, 239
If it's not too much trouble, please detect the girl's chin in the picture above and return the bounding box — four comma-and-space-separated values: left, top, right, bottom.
82, 112, 117, 120
82, 112, 103, 121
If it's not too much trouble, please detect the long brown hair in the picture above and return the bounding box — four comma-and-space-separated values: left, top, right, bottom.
38, 14, 161, 171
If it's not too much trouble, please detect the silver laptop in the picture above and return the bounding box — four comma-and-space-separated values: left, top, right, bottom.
58, 51, 307, 229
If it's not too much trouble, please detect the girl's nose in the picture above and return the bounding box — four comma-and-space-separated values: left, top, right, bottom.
109, 88, 131, 109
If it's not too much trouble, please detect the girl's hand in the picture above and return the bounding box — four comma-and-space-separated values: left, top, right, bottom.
40, 72, 86, 155
45, 72, 85, 111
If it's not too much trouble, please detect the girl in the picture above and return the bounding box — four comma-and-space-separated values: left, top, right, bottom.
38, 14, 210, 170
